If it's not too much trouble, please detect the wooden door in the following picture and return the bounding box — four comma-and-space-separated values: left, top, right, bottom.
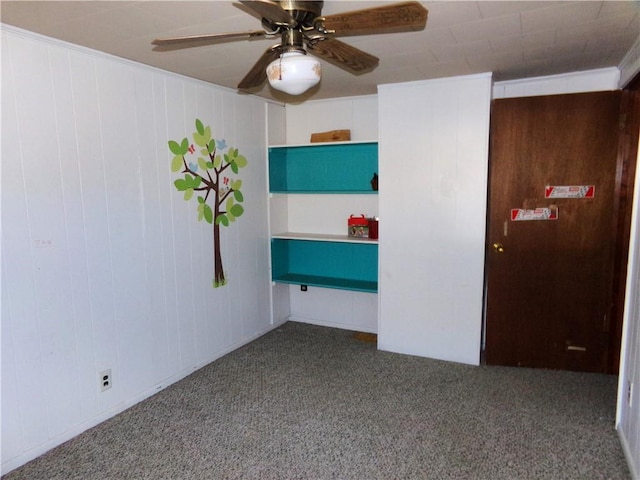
484, 91, 623, 373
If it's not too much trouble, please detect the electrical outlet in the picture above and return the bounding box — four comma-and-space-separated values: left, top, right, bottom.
99, 369, 112, 392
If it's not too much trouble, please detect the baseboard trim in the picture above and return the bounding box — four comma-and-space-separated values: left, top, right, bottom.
618, 426, 640, 479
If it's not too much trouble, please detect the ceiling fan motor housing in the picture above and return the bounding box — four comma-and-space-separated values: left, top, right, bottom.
276, 0, 324, 26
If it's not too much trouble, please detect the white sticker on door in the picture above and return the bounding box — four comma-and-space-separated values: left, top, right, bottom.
511, 207, 558, 221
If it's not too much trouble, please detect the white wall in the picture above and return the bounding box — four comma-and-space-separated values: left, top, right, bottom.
617, 133, 640, 479
377, 73, 492, 366
1, 27, 273, 474
284, 95, 378, 144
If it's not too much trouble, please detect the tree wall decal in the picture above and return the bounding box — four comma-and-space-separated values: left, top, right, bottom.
168, 119, 248, 287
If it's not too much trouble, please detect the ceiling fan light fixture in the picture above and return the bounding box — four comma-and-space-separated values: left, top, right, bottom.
266, 51, 321, 95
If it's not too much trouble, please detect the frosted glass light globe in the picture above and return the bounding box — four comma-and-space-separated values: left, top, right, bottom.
266, 52, 321, 95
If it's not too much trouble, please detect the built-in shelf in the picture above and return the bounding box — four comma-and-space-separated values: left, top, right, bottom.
269, 141, 378, 193
271, 238, 378, 293
268, 141, 379, 294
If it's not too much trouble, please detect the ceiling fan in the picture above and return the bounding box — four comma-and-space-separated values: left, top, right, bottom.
152, 0, 428, 95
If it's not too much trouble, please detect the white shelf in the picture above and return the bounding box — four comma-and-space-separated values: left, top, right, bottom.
268, 140, 378, 149
271, 232, 378, 244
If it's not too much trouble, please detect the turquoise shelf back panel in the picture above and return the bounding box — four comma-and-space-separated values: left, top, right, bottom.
271, 239, 378, 293
269, 142, 378, 193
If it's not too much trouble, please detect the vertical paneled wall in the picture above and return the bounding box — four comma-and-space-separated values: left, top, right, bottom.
1, 27, 272, 474
377, 73, 492, 366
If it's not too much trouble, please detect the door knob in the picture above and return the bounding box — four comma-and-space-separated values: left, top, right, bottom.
493, 242, 505, 253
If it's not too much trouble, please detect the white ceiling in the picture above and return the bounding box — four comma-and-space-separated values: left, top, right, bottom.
1, 1, 638, 102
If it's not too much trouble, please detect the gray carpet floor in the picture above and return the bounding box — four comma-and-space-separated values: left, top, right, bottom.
3, 322, 631, 480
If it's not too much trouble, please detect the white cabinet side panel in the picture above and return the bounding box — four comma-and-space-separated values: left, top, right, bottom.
378, 73, 492, 366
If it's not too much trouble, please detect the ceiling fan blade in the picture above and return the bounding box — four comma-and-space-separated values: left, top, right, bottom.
307, 38, 379, 74
238, 45, 282, 90
321, 1, 428, 37
152, 31, 266, 51
239, 0, 296, 26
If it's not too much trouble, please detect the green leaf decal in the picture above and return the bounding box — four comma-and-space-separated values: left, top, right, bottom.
225, 197, 234, 213
227, 211, 236, 223
184, 188, 194, 201
213, 155, 222, 169
195, 119, 205, 136
234, 155, 248, 168
233, 190, 244, 202
231, 179, 242, 191
193, 132, 207, 147
230, 162, 239, 174
168, 140, 182, 155
180, 138, 189, 154
175, 174, 201, 191
203, 204, 213, 224
198, 157, 208, 171
215, 214, 228, 226
207, 140, 216, 154
171, 155, 183, 172
230, 204, 244, 218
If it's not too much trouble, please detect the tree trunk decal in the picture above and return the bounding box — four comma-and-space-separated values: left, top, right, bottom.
168, 119, 247, 287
